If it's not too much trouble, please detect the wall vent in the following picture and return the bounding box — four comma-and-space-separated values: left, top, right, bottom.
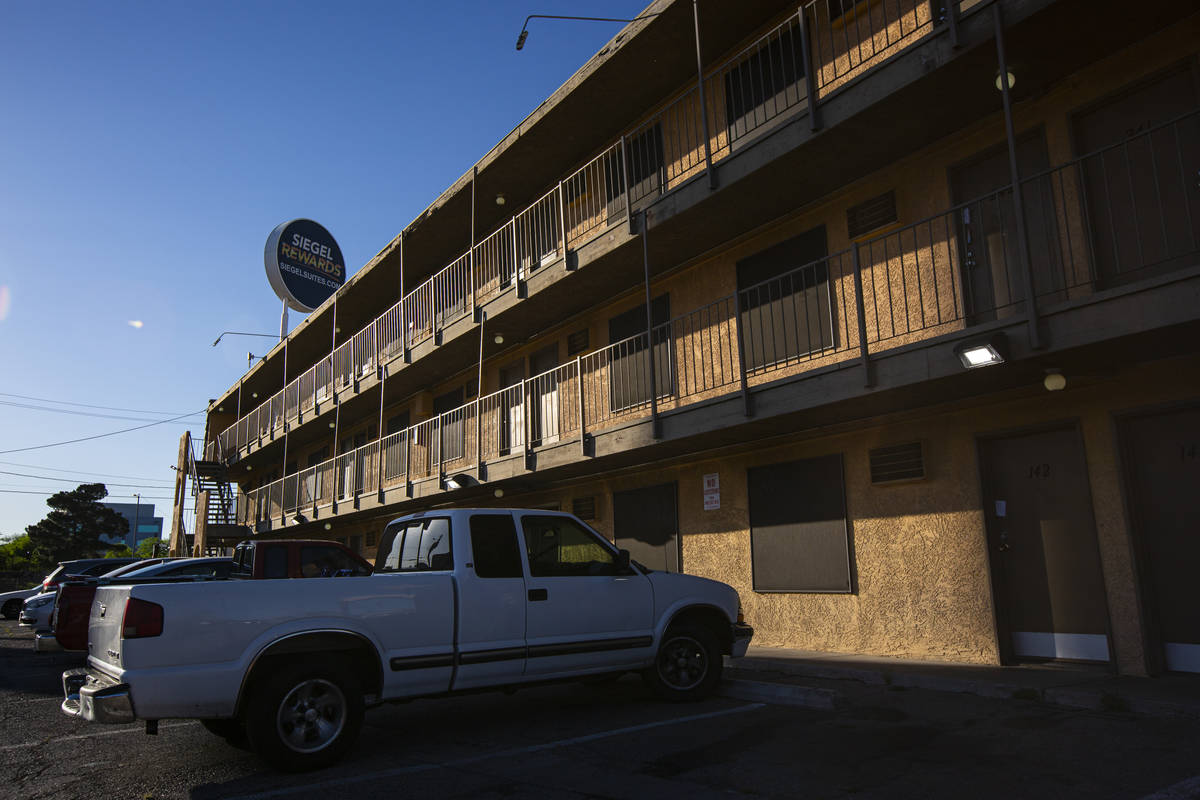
567, 328, 590, 356
847, 190, 898, 239
869, 441, 925, 484
572, 496, 597, 520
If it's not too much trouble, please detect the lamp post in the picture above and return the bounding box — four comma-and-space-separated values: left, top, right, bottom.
515, 14, 655, 50
211, 331, 280, 347
131, 492, 141, 552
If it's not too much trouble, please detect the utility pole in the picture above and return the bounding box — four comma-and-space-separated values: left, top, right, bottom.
131, 493, 141, 553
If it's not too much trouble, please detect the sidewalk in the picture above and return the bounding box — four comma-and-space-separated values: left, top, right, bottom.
720, 645, 1200, 718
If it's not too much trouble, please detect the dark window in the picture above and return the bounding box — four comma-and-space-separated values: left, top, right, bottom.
567, 328, 590, 356
386, 412, 410, 436
300, 545, 370, 577
724, 20, 805, 144
521, 515, 625, 578
263, 545, 289, 579
375, 518, 452, 573
470, 514, 524, 578
748, 454, 851, 592
608, 295, 672, 411
626, 123, 665, 202
366, 531, 377, 548
737, 227, 834, 370
846, 191, 898, 239
434, 387, 465, 462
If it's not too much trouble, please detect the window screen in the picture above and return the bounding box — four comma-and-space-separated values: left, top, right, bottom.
470, 514, 523, 578
375, 518, 452, 573
748, 454, 851, 592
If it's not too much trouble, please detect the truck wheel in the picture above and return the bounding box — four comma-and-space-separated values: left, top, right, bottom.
1, 600, 20, 620
643, 624, 723, 702
201, 718, 250, 750
245, 660, 364, 772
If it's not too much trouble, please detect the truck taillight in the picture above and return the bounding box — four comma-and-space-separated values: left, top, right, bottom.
122, 598, 163, 639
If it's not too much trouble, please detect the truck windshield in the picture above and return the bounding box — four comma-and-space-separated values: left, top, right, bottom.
375, 518, 452, 573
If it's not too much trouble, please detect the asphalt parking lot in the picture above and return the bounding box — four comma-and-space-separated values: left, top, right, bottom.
3, 619, 1199, 800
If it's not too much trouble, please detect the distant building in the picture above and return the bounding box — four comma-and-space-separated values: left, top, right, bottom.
101, 501, 163, 550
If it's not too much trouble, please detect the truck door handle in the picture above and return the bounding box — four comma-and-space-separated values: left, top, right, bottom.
528, 588, 548, 602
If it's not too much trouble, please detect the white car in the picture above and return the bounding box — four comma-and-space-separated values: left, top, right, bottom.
1, 586, 41, 620
19, 591, 57, 630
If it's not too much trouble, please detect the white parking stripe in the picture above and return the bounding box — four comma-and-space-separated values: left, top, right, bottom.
0, 720, 198, 752
229, 703, 766, 800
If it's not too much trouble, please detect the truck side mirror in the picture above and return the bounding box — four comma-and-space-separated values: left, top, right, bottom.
616, 549, 631, 572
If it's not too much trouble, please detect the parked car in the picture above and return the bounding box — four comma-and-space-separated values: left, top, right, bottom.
1, 585, 42, 620
231, 539, 371, 579
19, 558, 142, 631
39, 558, 178, 652
62, 509, 752, 772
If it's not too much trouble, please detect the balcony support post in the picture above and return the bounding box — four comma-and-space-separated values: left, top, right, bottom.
476, 311, 486, 474
799, 7, 820, 131
377, 372, 386, 502
731, 288, 754, 418
470, 165, 478, 316
993, 4, 1042, 349
640, 211, 661, 440
850, 245, 875, 388
400, 232, 412, 364
621, 134, 634, 233
331, 403, 341, 512
404, 425, 412, 498
945, 0, 959, 49
577, 356, 587, 457
512, 214, 521, 297
522, 378, 532, 469
692, 0, 716, 190
558, 181, 571, 268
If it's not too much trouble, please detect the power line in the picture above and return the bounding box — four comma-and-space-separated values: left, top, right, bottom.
0, 392, 204, 417
0, 470, 173, 489
0, 408, 206, 455
0, 461, 174, 483
0, 488, 177, 500
0, 399, 202, 425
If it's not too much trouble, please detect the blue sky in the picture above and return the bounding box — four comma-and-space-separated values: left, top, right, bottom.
0, 0, 647, 537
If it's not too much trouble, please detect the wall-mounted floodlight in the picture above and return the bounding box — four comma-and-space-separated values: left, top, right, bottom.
954, 333, 1007, 369
444, 473, 479, 491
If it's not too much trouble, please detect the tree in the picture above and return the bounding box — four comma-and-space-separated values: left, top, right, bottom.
25, 484, 128, 564
135, 537, 165, 558
0, 533, 41, 571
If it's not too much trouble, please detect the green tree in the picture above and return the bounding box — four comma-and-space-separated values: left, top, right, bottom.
25, 484, 128, 564
0, 533, 42, 571
135, 537, 165, 558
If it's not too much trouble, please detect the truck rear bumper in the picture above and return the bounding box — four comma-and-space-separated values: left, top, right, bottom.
61, 667, 136, 724
34, 632, 63, 653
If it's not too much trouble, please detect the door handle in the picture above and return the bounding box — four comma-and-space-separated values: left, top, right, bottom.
528, 588, 548, 602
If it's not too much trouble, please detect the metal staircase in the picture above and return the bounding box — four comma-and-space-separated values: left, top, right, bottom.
190, 442, 251, 545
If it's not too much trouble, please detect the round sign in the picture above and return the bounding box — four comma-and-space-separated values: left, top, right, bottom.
264, 219, 346, 312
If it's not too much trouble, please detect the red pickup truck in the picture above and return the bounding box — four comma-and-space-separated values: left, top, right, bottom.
51, 540, 370, 652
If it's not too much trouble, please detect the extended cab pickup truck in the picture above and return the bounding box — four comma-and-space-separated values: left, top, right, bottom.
62, 509, 752, 772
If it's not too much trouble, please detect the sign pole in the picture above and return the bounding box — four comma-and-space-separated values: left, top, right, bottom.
279, 298, 288, 342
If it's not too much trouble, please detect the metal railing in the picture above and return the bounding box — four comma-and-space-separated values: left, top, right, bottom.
218, 2, 963, 462
244, 110, 1200, 528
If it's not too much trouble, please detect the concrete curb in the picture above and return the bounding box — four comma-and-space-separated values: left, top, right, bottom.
719, 679, 839, 710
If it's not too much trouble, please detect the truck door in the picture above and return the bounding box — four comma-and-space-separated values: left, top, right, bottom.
453, 513, 528, 689
518, 512, 654, 677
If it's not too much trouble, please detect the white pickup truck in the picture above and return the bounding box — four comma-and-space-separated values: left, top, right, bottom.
62, 508, 753, 771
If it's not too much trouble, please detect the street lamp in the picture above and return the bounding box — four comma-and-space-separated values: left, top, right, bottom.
212, 331, 280, 347
515, 13, 657, 50
131, 492, 141, 552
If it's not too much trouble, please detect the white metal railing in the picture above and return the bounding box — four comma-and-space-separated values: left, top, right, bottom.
219, 4, 949, 463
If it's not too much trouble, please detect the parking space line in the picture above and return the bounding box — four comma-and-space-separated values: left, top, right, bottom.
230, 703, 766, 800
0, 720, 198, 752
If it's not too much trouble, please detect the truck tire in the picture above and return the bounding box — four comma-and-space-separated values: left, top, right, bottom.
200, 718, 250, 750
1, 600, 20, 620
245, 659, 364, 772
643, 624, 723, 702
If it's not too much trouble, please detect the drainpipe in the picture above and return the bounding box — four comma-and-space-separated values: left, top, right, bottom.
692, 0, 716, 190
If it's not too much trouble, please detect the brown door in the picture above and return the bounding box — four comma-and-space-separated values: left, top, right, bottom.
1120, 406, 1200, 673
950, 132, 1059, 320
613, 483, 679, 573
1072, 66, 1200, 287
979, 427, 1110, 662
529, 343, 560, 446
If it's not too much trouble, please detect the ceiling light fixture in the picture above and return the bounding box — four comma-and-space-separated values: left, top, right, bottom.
995, 69, 1015, 92
1043, 369, 1066, 392
954, 333, 1007, 370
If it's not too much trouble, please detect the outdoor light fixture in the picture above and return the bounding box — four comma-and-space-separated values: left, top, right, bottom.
954, 333, 1007, 369
493, 333, 505, 345
251, 392, 258, 399
445, 473, 478, 490
246, 465, 253, 471
515, 13, 653, 52
1043, 369, 1066, 392
292, 513, 305, 524
328, 422, 336, 429
493, 488, 505, 499
495, 193, 506, 206
323, 522, 332, 531
995, 70, 1016, 91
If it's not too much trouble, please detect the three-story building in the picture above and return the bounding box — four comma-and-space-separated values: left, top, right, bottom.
172, 0, 1200, 676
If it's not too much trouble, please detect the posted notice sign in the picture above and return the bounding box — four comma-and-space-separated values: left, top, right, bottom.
703, 473, 720, 511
